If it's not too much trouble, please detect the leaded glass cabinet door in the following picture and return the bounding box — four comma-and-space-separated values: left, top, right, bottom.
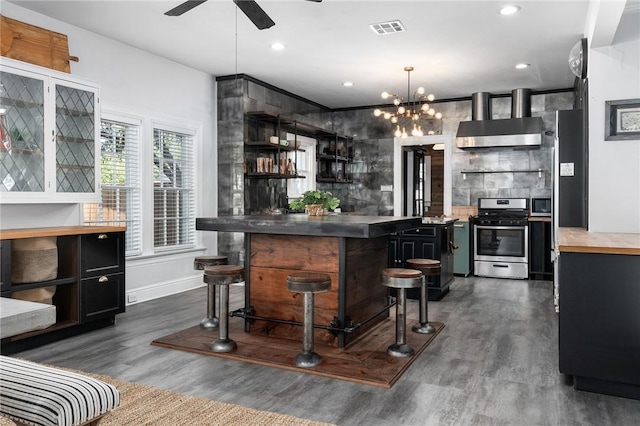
0, 68, 46, 194
54, 81, 98, 196
0, 57, 100, 203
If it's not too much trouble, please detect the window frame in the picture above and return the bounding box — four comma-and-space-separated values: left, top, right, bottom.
151, 122, 197, 253
83, 111, 142, 257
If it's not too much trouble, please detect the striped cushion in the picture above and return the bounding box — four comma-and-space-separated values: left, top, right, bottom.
0, 356, 119, 426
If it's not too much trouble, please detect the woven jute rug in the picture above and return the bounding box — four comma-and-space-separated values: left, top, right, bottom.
0, 366, 334, 426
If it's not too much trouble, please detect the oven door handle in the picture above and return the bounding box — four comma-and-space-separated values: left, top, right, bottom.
475, 225, 528, 231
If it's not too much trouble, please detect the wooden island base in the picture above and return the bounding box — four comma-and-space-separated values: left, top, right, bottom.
152, 316, 444, 388
246, 233, 390, 348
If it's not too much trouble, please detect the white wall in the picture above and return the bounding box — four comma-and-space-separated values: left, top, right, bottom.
588, 11, 640, 233
1, 3, 219, 303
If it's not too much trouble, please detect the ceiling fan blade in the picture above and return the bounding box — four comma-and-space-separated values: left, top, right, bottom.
233, 0, 275, 30
165, 0, 208, 16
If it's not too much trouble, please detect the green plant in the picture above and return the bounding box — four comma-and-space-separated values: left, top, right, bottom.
289, 189, 340, 211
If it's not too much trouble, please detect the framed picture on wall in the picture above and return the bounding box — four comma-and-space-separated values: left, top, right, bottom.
605, 98, 640, 141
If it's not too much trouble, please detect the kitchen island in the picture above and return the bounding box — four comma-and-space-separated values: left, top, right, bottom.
557, 228, 640, 399
196, 214, 422, 348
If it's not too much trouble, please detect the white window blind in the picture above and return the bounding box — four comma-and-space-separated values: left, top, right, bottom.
84, 118, 141, 256
153, 127, 195, 251
287, 134, 316, 198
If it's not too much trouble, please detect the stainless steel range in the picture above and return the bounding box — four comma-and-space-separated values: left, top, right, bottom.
472, 198, 529, 279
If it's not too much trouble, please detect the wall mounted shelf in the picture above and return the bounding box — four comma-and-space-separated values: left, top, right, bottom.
460, 169, 545, 179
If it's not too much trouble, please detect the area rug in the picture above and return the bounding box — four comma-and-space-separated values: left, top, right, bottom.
0, 366, 334, 426
151, 317, 444, 388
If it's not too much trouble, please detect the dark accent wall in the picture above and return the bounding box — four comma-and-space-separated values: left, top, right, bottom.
216, 75, 574, 257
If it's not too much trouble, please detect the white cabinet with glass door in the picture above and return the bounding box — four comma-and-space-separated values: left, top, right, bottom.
0, 57, 100, 203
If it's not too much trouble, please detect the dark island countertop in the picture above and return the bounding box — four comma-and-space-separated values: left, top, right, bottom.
196, 214, 422, 238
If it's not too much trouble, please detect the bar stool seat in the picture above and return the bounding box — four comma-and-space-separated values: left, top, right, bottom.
381, 268, 422, 357
194, 255, 228, 329
204, 265, 244, 353
406, 258, 441, 334
286, 272, 331, 368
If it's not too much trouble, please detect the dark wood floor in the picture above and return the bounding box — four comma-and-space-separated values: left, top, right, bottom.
11, 277, 640, 425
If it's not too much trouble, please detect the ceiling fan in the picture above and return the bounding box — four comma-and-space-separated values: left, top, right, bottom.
165, 0, 322, 30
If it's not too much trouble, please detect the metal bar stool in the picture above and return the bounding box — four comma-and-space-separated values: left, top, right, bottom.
286, 272, 332, 368
203, 264, 244, 353
406, 258, 441, 334
194, 255, 228, 329
381, 268, 423, 357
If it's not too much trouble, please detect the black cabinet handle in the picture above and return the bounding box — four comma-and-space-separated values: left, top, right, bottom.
98, 234, 108, 239
98, 276, 109, 283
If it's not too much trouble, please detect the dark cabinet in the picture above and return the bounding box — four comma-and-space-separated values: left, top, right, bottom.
529, 220, 553, 280
80, 232, 125, 321
389, 222, 455, 300
0, 226, 126, 354
559, 251, 640, 399
81, 232, 125, 277
81, 273, 125, 321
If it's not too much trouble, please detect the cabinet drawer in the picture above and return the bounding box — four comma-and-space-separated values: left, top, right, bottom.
81, 232, 125, 277
81, 273, 125, 321
401, 226, 437, 238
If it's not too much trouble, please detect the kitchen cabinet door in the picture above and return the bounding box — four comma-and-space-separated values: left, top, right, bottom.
0, 57, 100, 203
388, 223, 455, 301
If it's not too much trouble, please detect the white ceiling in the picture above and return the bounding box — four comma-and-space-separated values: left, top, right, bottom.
6, 1, 629, 109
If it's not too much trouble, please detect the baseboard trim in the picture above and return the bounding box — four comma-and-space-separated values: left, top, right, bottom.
125, 275, 203, 306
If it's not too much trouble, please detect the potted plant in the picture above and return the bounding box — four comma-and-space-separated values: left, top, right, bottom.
289, 189, 340, 216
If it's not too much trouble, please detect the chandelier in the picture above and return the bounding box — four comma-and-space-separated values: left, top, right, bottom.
373, 66, 442, 138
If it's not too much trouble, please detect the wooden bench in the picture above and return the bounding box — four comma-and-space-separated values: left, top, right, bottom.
0, 356, 119, 426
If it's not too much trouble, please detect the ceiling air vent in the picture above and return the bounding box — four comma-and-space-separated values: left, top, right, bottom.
369, 20, 405, 35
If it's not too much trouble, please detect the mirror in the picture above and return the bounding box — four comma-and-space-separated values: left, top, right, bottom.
393, 135, 452, 217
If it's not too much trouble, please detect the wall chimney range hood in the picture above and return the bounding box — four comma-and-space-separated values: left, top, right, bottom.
456, 89, 543, 149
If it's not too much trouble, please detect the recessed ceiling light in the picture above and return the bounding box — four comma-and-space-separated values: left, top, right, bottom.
342, 82, 354, 87
270, 42, 285, 51
515, 63, 530, 69
500, 5, 521, 15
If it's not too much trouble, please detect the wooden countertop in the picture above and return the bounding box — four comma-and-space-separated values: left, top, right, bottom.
196, 215, 421, 238
0, 226, 127, 240
558, 227, 640, 255
528, 217, 552, 222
